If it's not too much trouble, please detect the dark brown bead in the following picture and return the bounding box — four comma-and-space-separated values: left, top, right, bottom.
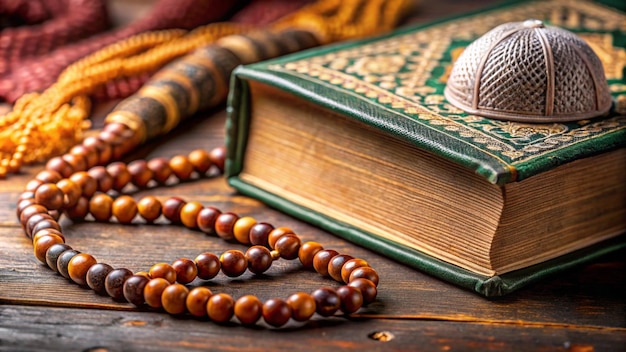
149, 263, 177, 283
24, 179, 44, 192
86, 263, 114, 294
70, 144, 99, 169
195, 252, 220, 280
19, 204, 47, 227
274, 233, 302, 260
16, 198, 36, 219
263, 298, 292, 327
89, 193, 113, 222
248, 222, 273, 247
245, 246, 272, 275
287, 292, 316, 322
235, 295, 262, 325
147, 157, 172, 184
35, 183, 64, 210
137, 196, 161, 222
128, 160, 153, 188
88, 166, 113, 193
196, 206, 221, 234
106, 162, 132, 191
144, 278, 170, 308
207, 293, 234, 323
208, 146, 226, 173
348, 278, 377, 304
162, 197, 186, 224
46, 156, 73, 178
186, 287, 212, 317
298, 241, 323, 269
328, 254, 354, 283
162, 283, 189, 315
45, 243, 72, 272
25, 213, 54, 238
68, 253, 97, 286
169, 155, 194, 180
57, 249, 80, 279
57, 178, 81, 208
35, 170, 62, 184
62, 153, 87, 174
112, 195, 137, 224
65, 197, 89, 221
349, 267, 379, 286
105, 268, 133, 300
311, 287, 340, 317
33, 233, 64, 263
215, 212, 238, 241
31, 219, 62, 238
220, 250, 246, 277
83, 136, 112, 165
70, 171, 97, 197
312, 249, 339, 276
180, 201, 203, 229
188, 149, 212, 174
123, 274, 150, 306
172, 258, 198, 284
268, 227, 294, 249
336, 285, 363, 314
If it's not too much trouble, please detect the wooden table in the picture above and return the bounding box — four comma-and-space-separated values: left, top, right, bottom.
1, 1, 625, 351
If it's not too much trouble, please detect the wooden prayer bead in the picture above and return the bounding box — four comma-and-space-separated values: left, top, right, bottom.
34, 183, 64, 210
137, 196, 162, 222
46, 157, 73, 178
348, 278, 377, 304
87, 166, 114, 193
65, 197, 89, 221
328, 254, 354, 283
82, 136, 112, 165
195, 252, 220, 280
149, 263, 177, 283
248, 222, 273, 247
68, 253, 97, 286
57, 178, 81, 208
162, 197, 186, 224
262, 298, 292, 327
70, 144, 99, 169
207, 293, 234, 323
123, 274, 150, 306
62, 153, 87, 174
35, 170, 63, 184
112, 195, 137, 224
312, 287, 341, 317
196, 206, 221, 234
188, 149, 212, 174
313, 249, 339, 276
286, 292, 316, 322
233, 216, 256, 244
25, 213, 55, 238
349, 267, 379, 286
180, 201, 203, 228
185, 287, 212, 317
106, 162, 132, 191
24, 179, 44, 193
245, 246, 272, 275
336, 285, 363, 314
70, 171, 98, 197
45, 244, 72, 272
171, 258, 197, 284
86, 263, 114, 294
16, 198, 36, 219
235, 295, 262, 325
19, 204, 48, 227
105, 268, 133, 300
220, 250, 247, 277
214, 212, 238, 241
89, 193, 113, 222
268, 227, 294, 249
144, 278, 170, 308
128, 160, 153, 188
32, 228, 64, 246
274, 233, 302, 260
208, 146, 226, 173
169, 155, 194, 180
57, 249, 81, 279
161, 283, 189, 315
33, 233, 65, 263
48, 210, 61, 221
147, 157, 173, 184
298, 241, 323, 269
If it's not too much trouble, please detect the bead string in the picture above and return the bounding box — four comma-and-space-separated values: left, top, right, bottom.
17, 147, 380, 327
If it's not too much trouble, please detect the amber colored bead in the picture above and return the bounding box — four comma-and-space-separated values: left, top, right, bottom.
112, 195, 137, 224
57, 178, 81, 208
25, 213, 54, 238
89, 193, 113, 222
245, 246, 272, 275
162, 283, 189, 315
149, 263, 177, 283
86, 263, 114, 294
232, 216, 256, 244
336, 285, 363, 314
83, 136, 112, 165
235, 295, 262, 325
208, 146, 226, 173
25, 179, 44, 193
220, 250, 247, 277
19, 204, 47, 227
147, 157, 172, 184
248, 222, 273, 247
32, 228, 64, 246
123, 274, 150, 306
188, 149, 212, 174
267, 227, 294, 249
137, 196, 162, 222
57, 249, 80, 279
105, 268, 133, 300
196, 206, 221, 234
215, 212, 238, 241
286, 292, 316, 322
35, 170, 62, 184
88, 166, 113, 193
106, 162, 132, 191
195, 252, 220, 280
186, 287, 212, 317
68, 253, 97, 286
46, 156, 73, 178
274, 233, 302, 260
207, 293, 234, 323
62, 153, 86, 174
128, 160, 153, 188
70, 171, 97, 197
263, 298, 292, 327
45, 243, 72, 272
169, 155, 194, 180
33, 233, 64, 263
349, 267, 379, 286
172, 258, 198, 284
328, 254, 354, 283
312, 249, 339, 276
144, 278, 170, 308
70, 144, 99, 169
311, 287, 340, 317
298, 242, 323, 269
65, 197, 89, 221
180, 201, 203, 228
348, 278, 377, 304
34, 183, 64, 210
162, 197, 186, 224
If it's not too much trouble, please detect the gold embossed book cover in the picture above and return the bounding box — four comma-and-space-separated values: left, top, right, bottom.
225, 0, 626, 296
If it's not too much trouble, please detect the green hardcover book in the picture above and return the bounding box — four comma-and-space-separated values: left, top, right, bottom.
225, 0, 626, 296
